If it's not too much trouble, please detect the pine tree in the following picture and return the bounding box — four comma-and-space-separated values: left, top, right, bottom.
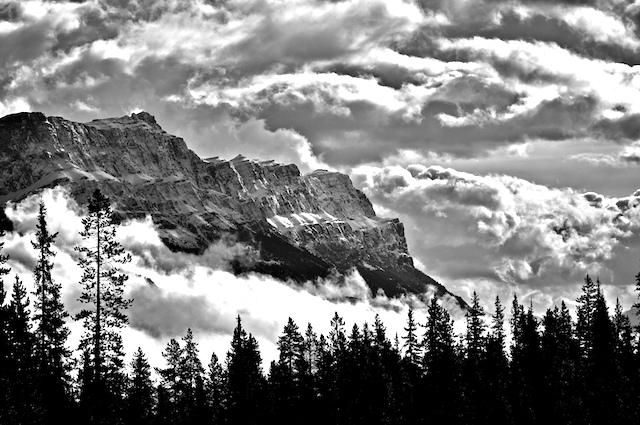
329, 312, 346, 354
206, 352, 225, 425
484, 296, 510, 424
272, 317, 304, 424
277, 317, 304, 380
299, 323, 318, 425
345, 323, 365, 424
422, 296, 460, 424
586, 282, 617, 423
613, 299, 636, 422
7, 275, 39, 424
181, 328, 206, 425
576, 275, 597, 358
0, 232, 10, 423
514, 301, 543, 425
315, 334, 333, 425
402, 307, 420, 367
31, 202, 72, 423
77, 347, 94, 423
125, 347, 155, 425
226, 316, 266, 425
509, 294, 542, 425
157, 338, 182, 424
74, 189, 132, 424
540, 305, 579, 423
466, 291, 486, 366
463, 292, 488, 423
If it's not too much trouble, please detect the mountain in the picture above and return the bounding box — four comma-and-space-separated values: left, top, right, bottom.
0, 111, 466, 308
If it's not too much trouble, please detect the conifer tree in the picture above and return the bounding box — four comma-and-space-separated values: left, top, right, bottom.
74, 189, 132, 424
540, 305, 579, 423
576, 274, 597, 358
299, 323, 319, 424
206, 352, 225, 425
345, 323, 365, 424
125, 347, 155, 425
7, 275, 39, 424
373, 313, 390, 352
226, 316, 266, 425
31, 202, 72, 422
613, 298, 636, 420
402, 307, 420, 367
315, 333, 333, 424
157, 338, 182, 423
181, 328, 206, 424
77, 348, 94, 422
422, 296, 459, 424
485, 296, 510, 424
463, 291, 488, 423
277, 317, 304, 380
301, 322, 318, 378
587, 282, 617, 423
272, 317, 304, 424
524, 302, 543, 423
466, 291, 486, 366
329, 311, 346, 354
0, 233, 10, 423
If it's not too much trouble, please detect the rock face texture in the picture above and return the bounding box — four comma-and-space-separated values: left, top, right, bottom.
0, 111, 465, 306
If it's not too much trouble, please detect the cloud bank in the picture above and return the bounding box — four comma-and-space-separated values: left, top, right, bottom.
3, 0, 640, 183
353, 163, 640, 311
1, 187, 463, 369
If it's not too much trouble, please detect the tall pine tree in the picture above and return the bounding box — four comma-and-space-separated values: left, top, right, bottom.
484, 296, 510, 425
181, 328, 207, 425
31, 202, 72, 423
0, 229, 10, 423
7, 275, 39, 424
74, 189, 132, 424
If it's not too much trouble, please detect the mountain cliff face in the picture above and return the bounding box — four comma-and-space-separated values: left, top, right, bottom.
0, 111, 465, 306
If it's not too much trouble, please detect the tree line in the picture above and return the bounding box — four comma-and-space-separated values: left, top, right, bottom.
2, 190, 640, 424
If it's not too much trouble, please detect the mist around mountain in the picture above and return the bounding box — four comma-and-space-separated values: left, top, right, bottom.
0, 110, 466, 309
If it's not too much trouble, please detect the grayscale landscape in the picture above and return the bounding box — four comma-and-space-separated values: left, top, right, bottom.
1, 0, 640, 424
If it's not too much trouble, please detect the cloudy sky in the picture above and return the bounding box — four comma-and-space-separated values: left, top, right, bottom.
4, 0, 640, 360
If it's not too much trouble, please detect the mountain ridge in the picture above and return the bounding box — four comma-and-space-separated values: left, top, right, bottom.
0, 111, 467, 309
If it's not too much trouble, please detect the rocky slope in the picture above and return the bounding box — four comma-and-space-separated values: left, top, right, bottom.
0, 111, 466, 306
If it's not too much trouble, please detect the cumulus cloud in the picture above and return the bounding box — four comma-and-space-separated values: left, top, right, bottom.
352, 163, 640, 308
3, 0, 640, 174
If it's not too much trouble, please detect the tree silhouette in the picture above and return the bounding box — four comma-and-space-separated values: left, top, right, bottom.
74, 189, 132, 424
125, 347, 155, 425
32, 202, 72, 423
0, 230, 10, 422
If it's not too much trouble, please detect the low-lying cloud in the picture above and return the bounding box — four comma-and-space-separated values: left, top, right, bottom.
1, 186, 461, 369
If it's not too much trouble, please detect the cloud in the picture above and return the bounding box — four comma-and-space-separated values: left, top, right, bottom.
1, 186, 466, 370
352, 163, 640, 308
117, 215, 260, 276
3, 0, 640, 173
569, 142, 640, 166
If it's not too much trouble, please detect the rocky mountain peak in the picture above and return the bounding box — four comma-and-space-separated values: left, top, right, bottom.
131, 111, 161, 129
0, 111, 467, 308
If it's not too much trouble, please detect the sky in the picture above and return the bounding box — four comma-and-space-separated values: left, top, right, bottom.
3, 0, 640, 363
